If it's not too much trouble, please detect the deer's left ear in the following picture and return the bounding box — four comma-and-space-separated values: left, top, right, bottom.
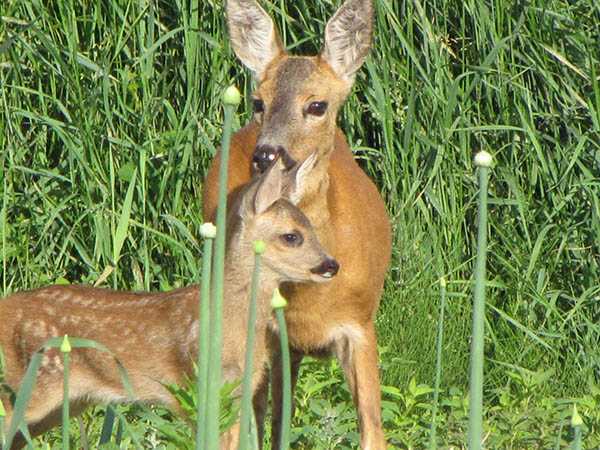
321, 0, 374, 84
287, 152, 319, 205
253, 157, 285, 215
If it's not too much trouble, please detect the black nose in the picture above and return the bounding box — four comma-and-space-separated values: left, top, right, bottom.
310, 258, 339, 278
253, 145, 296, 173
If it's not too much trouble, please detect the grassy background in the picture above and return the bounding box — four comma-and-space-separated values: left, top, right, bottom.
1, 0, 600, 446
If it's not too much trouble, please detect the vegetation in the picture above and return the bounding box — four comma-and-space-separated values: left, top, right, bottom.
1, 0, 599, 447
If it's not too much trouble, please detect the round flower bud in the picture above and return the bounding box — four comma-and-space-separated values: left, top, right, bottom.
200, 222, 217, 239
474, 151, 493, 168
60, 334, 72, 353
254, 240, 266, 255
223, 85, 241, 105
571, 404, 583, 427
271, 288, 288, 309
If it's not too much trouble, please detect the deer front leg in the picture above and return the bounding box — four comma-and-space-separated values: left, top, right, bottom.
251, 371, 269, 449
269, 347, 303, 450
334, 320, 386, 450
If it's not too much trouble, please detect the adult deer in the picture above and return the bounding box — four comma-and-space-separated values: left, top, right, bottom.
1, 158, 338, 449
202, 0, 392, 448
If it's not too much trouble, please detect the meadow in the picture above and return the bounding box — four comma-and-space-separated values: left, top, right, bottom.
1, 0, 599, 447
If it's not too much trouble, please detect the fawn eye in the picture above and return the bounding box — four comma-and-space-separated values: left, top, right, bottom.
306, 101, 328, 116
253, 99, 265, 114
280, 232, 303, 247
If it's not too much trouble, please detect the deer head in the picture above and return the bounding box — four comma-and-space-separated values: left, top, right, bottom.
226, 0, 374, 173
231, 155, 339, 282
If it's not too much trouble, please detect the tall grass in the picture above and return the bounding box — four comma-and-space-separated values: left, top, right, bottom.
1, 0, 599, 446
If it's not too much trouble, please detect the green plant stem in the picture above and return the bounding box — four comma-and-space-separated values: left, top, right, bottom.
572, 425, 582, 450
196, 236, 214, 449
238, 251, 262, 450
429, 277, 447, 450
468, 166, 489, 450
62, 351, 71, 450
274, 307, 291, 450
0, 399, 5, 449
205, 102, 236, 449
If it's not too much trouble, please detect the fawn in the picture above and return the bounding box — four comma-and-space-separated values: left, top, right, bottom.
203, 0, 392, 448
0, 157, 338, 449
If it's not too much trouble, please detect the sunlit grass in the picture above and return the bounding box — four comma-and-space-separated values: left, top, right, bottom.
1, 0, 599, 447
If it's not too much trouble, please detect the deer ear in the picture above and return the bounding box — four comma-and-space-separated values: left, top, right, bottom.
226, 0, 284, 78
321, 0, 373, 83
253, 157, 285, 214
288, 152, 318, 205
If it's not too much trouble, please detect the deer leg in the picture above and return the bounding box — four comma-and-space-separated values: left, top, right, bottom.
334, 320, 386, 450
252, 371, 269, 449
4, 393, 89, 450
220, 421, 240, 450
270, 347, 303, 450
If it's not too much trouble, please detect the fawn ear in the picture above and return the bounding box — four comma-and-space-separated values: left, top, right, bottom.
253, 157, 285, 214
226, 0, 284, 79
287, 152, 319, 205
321, 0, 373, 84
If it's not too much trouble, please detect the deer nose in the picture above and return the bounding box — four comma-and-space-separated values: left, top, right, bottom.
311, 258, 340, 279
253, 145, 281, 172
253, 145, 296, 173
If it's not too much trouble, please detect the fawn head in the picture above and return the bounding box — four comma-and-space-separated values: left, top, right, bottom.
226, 0, 373, 172
233, 155, 339, 283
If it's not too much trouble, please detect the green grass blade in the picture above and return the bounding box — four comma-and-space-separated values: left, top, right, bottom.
4, 351, 44, 449
429, 277, 447, 450
98, 406, 116, 447
112, 168, 138, 265
238, 244, 264, 450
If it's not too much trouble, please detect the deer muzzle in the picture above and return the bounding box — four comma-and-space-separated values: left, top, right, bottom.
310, 258, 340, 279
253, 145, 296, 173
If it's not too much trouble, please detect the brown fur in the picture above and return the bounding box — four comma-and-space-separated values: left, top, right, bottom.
0, 160, 336, 449
205, 1, 391, 448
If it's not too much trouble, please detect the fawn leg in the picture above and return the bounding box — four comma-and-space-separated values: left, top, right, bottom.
270, 347, 303, 450
252, 371, 269, 449
334, 320, 386, 450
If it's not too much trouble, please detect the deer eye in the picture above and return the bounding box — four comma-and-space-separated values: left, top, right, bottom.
253, 99, 265, 114
306, 101, 328, 116
280, 232, 303, 247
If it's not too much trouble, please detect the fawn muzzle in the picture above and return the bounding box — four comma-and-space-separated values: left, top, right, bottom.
310, 257, 340, 279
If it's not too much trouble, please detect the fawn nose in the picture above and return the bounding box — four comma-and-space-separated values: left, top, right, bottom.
253, 145, 295, 173
311, 258, 340, 279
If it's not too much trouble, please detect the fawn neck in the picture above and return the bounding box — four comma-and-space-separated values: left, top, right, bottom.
223, 252, 279, 318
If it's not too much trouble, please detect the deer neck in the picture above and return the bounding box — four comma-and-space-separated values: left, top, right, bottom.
223, 252, 279, 321
297, 152, 331, 230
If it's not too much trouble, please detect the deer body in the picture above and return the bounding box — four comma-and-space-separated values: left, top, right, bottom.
203, 1, 391, 448
1, 159, 337, 449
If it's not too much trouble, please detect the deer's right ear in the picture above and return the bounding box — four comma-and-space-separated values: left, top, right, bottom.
226, 0, 284, 79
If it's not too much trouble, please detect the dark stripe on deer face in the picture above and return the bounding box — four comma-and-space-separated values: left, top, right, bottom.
254, 56, 345, 173
258, 57, 316, 146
